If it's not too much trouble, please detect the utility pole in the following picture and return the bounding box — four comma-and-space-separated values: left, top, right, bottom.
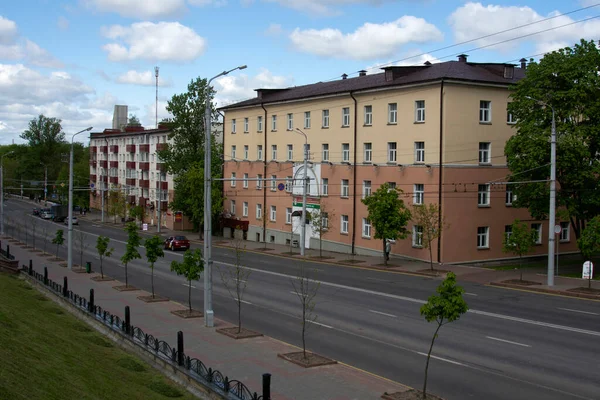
155, 66, 159, 129
294, 128, 308, 256
43, 164, 47, 203
157, 169, 162, 233
1, 151, 14, 236
548, 106, 556, 286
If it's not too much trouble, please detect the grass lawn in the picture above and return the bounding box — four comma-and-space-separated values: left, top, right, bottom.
0, 273, 198, 400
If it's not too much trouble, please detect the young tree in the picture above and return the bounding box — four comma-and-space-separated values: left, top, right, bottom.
74, 230, 90, 268
412, 204, 448, 271
578, 216, 600, 287
362, 183, 412, 265
52, 229, 64, 258
291, 263, 320, 360
420, 272, 469, 400
121, 222, 141, 288
502, 219, 535, 273
129, 205, 144, 228
108, 190, 125, 223
143, 235, 165, 298
96, 235, 113, 279
219, 239, 251, 334
310, 207, 333, 258
170, 248, 204, 313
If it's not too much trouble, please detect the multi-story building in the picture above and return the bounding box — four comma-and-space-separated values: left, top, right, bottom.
220, 55, 577, 264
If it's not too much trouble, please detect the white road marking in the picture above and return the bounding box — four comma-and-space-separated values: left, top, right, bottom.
557, 308, 599, 316
417, 352, 465, 366
182, 283, 196, 289
486, 336, 531, 348
92, 224, 100, 227
369, 310, 397, 318
240, 300, 252, 305
307, 320, 333, 329
366, 277, 389, 282
465, 292, 478, 296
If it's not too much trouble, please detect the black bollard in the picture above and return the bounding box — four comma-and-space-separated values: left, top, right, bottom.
89, 289, 94, 313
262, 373, 271, 400
6, 244, 10, 259
29, 259, 33, 275
63, 276, 68, 297
43, 267, 48, 285
177, 331, 184, 366
125, 306, 130, 334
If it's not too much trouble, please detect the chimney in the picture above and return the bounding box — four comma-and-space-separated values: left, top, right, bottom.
424, 61, 432, 66
358, 70, 367, 77
457, 54, 468, 62
520, 58, 527, 69
341, 73, 348, 80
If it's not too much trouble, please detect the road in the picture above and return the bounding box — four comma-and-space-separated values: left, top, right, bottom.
5, 199, 600, 400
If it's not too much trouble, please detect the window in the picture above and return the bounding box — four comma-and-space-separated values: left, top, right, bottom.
413, 225, 423, 247
287, 144, 293, 160
388, 103, 398, 124
341, 215, 349, 234
286, 208, 292, 224
415, 142, 425, 163
364, 105, 372, 126
342, 108, 350, 127
257, 145, 263, 160
504, 225, 512, 241
230, 200, 236, 215
477, 226, 489, 249
243, 145, 249, 160
531, 223, 542, 244
322, 144, 329, 162
321, 212, 329, 230
287, 113, 293, 130
256, 204, 262, 219
304, 111, 311, 128
388, 182, 397, 190
231, 119, 237, 133
243, 173, 248, 188
256, 174, 263, 189
507, 105, 516, 124
560, 222, 570, 242
387, 142, 397, 163
271, 145, 277, 160
362, 218, 372, 238
285, 176, 292, 192
479, 142, 491, 164
363, 180, 371, 199
244, 117, 249, 133
271, 115, 277, 131
415, 100, 425, 122
230, 172, 236, 187
505, 187, 514, 206
322, 110, 329, 128
413, 184, 424, 205
242, 202, 248, 217
257, 116, 263, 132
364, 143, 372, 163
270, 205, 276, 222
478, 184, 490, 206
271, 175, 277, 191
322, 178, 328, 196
342, 143, 350, 162
341, 179, 349, 198
480, 101, 491, 123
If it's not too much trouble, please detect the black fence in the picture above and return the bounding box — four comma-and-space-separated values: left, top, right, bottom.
21, 264, 270, 400
0, 241, 15, 260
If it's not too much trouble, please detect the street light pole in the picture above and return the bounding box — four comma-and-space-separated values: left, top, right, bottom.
68, 127, 93, 271
204, 64, 247, 327
294, 128, 308, 256
1, 151, 15, 236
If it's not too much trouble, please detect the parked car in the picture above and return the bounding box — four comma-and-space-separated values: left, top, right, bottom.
32, 208, 40, 216
41, 210, 53, 220
164, 236, 190, 251
63, 216, 79, 225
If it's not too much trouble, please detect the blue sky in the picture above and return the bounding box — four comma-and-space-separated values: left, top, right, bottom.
0, 0, 598, 144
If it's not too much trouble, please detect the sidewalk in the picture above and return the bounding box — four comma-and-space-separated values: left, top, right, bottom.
5, 239, 410, 400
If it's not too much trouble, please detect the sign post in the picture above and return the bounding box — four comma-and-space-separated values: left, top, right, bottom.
554, 224, 561, 276
582, 261, 594, 280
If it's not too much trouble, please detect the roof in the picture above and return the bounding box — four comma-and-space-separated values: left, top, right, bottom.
220, 60, 526, 110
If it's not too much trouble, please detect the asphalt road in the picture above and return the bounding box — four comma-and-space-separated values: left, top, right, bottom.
5, 199, 600, 400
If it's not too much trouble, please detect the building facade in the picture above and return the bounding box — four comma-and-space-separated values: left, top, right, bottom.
220, 56, 577, 264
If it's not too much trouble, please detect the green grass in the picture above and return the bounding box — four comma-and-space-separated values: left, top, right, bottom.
0, 273, 195, 400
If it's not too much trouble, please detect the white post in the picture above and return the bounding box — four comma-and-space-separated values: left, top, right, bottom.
547, 107, 556, 286
157, 170, 161, 233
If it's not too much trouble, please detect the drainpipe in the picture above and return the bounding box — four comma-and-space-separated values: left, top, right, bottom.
350, 92, 358, 255
437, 80, 444, 264
261, 103, 268, 243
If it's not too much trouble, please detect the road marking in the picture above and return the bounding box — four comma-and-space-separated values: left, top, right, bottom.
182, 283, 196, 289
417, 352, 465, 366
465, 292, 478, 296
369, 310, 397, 318
486, 336, 531, 348
240, 300, 252, 305
307, 320, 333, 329
557, 308, 599, 316
92, 224, 100, 227
366, 277, 389, 283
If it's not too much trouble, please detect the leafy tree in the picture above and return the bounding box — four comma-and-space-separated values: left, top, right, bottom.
420, 272, 469, 400
412, 204, 447, 271
51, 229, 64, 258
20, 115, 67, 180
578, 215, 600, 262
219, 239, 251, 333
291, 263, 320, 360
121, 222, 141, 287
310, 207, 333, 258
506, 39, 600, 241
128, 114, 141, 126
129, 205, 144, 227
144, 235, 165, 298
96, 235, 113, 279
502, 220, 535, 273
362, 183, 411, 265
108, 189, 126, 223
170, 248, 204, 313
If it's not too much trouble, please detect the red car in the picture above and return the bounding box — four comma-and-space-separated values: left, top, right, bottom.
164, 235, 190, 251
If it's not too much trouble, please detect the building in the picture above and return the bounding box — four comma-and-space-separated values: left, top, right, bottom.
219, 55, 577, 264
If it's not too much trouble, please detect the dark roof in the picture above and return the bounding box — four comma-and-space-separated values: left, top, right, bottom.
220, 60, 526, 110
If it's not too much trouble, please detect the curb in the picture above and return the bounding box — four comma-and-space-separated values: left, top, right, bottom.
489, 282, 600, 301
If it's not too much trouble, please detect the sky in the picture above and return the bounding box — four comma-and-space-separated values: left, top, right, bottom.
1, 0, 599, 145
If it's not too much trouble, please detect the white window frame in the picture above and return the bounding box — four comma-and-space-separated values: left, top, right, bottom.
242, 202, 248, 217
479, 142, 491, 164
322, 144, 329, 162
532, 223, 542, 244
271, 145, 277, 160
477, 226, 489, 249
342, 107, 350, 127
231, 119, 237, 133
256, 204, 262, 219
413, 184, 424, 205
364, 143, 372, 163
271, 115, 277, 131
415, 100, 425, 122
286, 208, 292, 224
304, 111, 311, 129
322, 110, 329, 128
341, 215, 349, 234
243, 145, 249, 160
363, 180, 371, 199
504, 225, 512, 241
322, 178, 328, 196
415, 142, 425, 163
287, 113, 293, 131
243, 173, 248, 189
505, 187, 514, 206
478, 184, 490, 206
362, 218, 372, 238
560, 222, 570, 242
387, 142, 397, 163
256, 174, 263, 189
230, 172, 236, 187
480, 100, 491, 123
244, 117, 249, 133
388, 103, 398, 124
413, 225, 423, 247
285, 176, 292, 192
341, 179, 349, 198
342, 143, 350, 162
271, 175, 277, 191
230, 200, 236, 215
257, 116, 263, 132
231, 145, 237, 159
364, 105, 372, 126
257, 145, 263, 160
507, 104, 516, 124
287, 144, 293, 161
270, 205, 276, 222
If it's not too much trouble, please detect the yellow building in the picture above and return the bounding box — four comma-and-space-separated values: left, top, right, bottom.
220, 55, 577, 264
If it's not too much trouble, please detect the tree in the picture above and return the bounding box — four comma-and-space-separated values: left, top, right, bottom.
578, 215, 600, 262
505, 39, 600, 241
310, 207, 333, 258
74, 230, 90, 268
362, 183, 412, 265
96, 235, 113, 279
170, 248, 204, 313
291, 263, 320, 360
51, 229, 64, 258
20, 115, 66, 178
502, 219, 535, 272
108, 189, 126, 223
128, 114, 141, 126
129, 205, 144, 227
144, 235, 165, 298
412, 204, 447, 271
121, 222, 141, 287
420, 272, 468, 400
219, 238, 251, 333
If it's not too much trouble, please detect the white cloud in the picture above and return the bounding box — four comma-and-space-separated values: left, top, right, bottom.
289, 16, 442, 60
84, 0, 187, 19
101, 22, 206, 62
265, 0, 401, 16
0, 16, 62, 68
115, 70, 172, 86
213, 68, 292, 106
265, 23, 283, 36
448, 2, 600, 55
0, 16, 18, 44
188, 0, 228, 6
57, 16, 69, 31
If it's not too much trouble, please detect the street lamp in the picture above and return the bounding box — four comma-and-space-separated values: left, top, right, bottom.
294, 128, 309, 256
1, 151, 15, 236
526, 96, 556, 286
68, 127, 93, 271
204, 64, 247, 327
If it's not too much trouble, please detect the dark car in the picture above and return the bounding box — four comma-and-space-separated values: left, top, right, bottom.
164, 235, 190, 251
32, 208, 40, 216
